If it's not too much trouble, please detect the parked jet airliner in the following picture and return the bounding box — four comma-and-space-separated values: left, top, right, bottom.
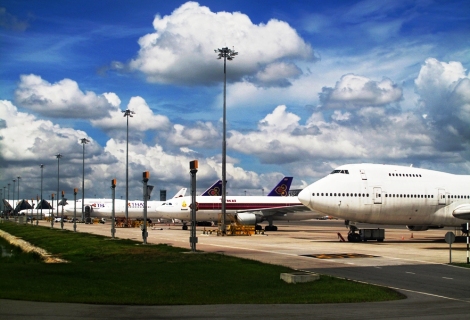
155, 177, 320, 231
298, 163, 470, 241
62, 179, 224, 219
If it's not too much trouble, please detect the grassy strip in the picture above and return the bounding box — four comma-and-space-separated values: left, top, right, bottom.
452, 263, 470, 268
0, 221, 405, 305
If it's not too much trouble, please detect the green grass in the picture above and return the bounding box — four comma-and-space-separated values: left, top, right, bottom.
453, 262, 470, 268
0, 221, 405, 305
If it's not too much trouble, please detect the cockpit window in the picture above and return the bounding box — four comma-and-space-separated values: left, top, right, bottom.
330, 169, 349, 174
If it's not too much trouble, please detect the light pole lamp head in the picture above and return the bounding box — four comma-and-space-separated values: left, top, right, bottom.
142, 171, 150, 182
40, 164, 44, 169
215, 47, 238, 60
122, 109, 135, 117
80, 138, 90, 145
55, 153, 63, 160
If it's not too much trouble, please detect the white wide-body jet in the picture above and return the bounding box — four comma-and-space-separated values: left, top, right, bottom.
298, 163, 470, 241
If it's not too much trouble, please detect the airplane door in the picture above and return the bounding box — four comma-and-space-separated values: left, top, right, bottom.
360, 169, 367, 180
373, 187, 382, 204
438, 189, 446, 205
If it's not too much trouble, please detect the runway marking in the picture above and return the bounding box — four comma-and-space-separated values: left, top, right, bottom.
442, 277, 453, 280
184, 238, 470, 304
406, 272, 415, 274
297, 270, 470, 304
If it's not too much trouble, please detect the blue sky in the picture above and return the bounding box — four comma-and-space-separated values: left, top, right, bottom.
1, 0, 469, 201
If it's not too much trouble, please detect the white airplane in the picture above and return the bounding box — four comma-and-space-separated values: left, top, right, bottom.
298, 163, 470, 241
63, 179, 224, 220
155, 177, 321, 231
17, 199, 59, 218
64, 187, 188, 220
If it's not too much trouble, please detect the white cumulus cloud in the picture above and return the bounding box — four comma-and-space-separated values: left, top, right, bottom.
320, 74, 403, 108
15, 74, 115, 118
91, 96, 171, 133
128, 1, 313, 86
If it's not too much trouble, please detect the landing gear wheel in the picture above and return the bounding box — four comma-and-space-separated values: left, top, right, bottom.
255, 224, 262, 230
347, 232, 362, 242
353, 233, 361, 242
264, 225, 278, 231
182, 224, 188, 230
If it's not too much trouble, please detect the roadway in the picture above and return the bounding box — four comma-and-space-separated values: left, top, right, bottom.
1, 219, 470, 319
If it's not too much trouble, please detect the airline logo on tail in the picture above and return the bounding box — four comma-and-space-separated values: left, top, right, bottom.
268, 177, 293, 197
201, 180, 222, 196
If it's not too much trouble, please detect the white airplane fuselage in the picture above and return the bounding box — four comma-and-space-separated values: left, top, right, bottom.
155, 195, 320, 222
64, 199, 165, 219
298, 163, 470, 228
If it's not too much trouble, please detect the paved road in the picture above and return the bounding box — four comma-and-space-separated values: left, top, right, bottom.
1, 219, 470, 319
1, 293, 469, 319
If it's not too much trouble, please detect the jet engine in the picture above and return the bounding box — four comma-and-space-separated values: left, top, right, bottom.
406, 225, 443, 231
406, 225, 429, 231
234, 213, 263, 225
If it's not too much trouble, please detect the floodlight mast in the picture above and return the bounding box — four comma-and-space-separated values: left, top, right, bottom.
40, 164, 44, 220
17, 177, 21, 204
12, 179, 16, 217
80, 138, 90, 221
122, 109, 135, 226
214, 47, 238, 234
55, 153, 62, 215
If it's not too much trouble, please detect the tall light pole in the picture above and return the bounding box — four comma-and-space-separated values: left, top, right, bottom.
215, 47, 238, 234
2, 186, 5, 215
40, 164, 44, 219
17, 176, 21, 210
55, 153, 62, 214
7, 183, 10, 217
12, 179, 16, 217
80, 138, 90, 221
122, 109, 135, 226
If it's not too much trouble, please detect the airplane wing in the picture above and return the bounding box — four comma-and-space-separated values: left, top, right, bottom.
235, 204, 311, 217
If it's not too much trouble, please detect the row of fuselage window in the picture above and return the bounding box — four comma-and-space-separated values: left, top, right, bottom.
312, 192, 435, 199
388, 173, 422, 177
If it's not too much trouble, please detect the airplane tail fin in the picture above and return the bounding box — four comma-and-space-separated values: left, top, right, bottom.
267, 177, 293, 196
147, 185, 154, 199
2, 199, 13, 210
200, 180, 222, 196
172, 188, 187, 198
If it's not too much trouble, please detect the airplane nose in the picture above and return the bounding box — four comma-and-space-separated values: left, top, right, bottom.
298, 188, 311, 207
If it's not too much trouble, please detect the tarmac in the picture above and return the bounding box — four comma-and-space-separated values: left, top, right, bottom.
1, 218, 470, 319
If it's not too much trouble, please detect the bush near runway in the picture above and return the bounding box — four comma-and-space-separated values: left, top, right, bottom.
0, 222, 404, 305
